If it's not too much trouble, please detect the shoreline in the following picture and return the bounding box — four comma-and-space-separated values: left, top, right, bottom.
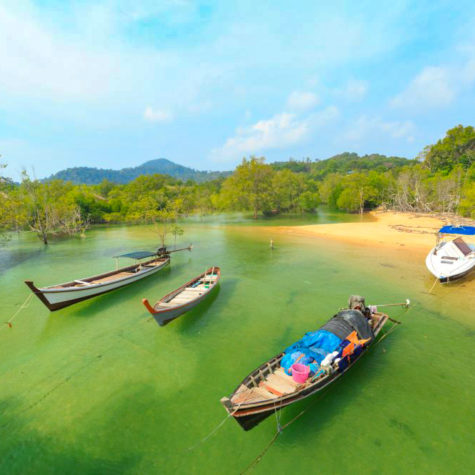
266, 210, 474, 258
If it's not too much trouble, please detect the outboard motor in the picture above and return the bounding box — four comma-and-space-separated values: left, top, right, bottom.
348, 295, 366, 311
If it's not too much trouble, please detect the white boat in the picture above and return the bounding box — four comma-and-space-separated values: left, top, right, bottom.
142, 267, 220, 326
425, 226, 475, 282
25, 246, 191, 311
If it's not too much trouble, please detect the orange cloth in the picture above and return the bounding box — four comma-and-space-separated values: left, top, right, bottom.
341, 331, 371, 358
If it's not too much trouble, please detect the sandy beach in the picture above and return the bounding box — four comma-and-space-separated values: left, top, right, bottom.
268, 210, 474, 257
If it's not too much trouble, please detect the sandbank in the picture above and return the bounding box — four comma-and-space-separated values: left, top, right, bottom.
268, 211, 474, 257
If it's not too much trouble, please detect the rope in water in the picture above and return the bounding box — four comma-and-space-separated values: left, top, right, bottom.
187, 387, 257, 451
241, 390, 331, 474
1, 293, 33, 331
428, 277, 439, 294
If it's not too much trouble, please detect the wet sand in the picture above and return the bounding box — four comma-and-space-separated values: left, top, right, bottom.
267, 211, 472, 257
258, 210, 475, 311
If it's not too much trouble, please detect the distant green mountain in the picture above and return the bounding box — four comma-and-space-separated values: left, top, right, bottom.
46, 158, 230, 184
272, 152, 415, 177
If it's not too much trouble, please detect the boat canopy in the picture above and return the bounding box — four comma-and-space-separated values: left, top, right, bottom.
114, 251, 157, 259
438, 226, 475, 236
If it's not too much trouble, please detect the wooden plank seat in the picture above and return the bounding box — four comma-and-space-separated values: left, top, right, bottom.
274, 367, 300, 387
91, 272, 133, 284
264, 374, 297, 395
232, 387, 272, 404
74, 280, 91, 286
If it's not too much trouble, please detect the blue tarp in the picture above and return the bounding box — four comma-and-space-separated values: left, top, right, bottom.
438, 226, 475, 236
113, 251, 156, 259
284, 330, 342, 365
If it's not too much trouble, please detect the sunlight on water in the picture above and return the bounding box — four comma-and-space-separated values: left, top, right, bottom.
0, 217, 474, 474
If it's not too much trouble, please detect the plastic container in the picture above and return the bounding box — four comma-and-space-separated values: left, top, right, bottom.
291, 363, 310, 383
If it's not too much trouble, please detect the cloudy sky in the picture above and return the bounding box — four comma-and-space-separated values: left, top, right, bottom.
1, 0, 475, 179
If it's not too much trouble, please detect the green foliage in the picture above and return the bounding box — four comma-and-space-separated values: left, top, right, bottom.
423, 125, 475, 173
220, 157, 275, 218
0, 123, 474, 245
19, 172, 89, 244
273, 153, 413, 179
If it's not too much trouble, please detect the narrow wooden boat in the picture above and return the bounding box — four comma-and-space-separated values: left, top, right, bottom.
220, 305, 389, 431
142, 266, 220, 326
25, 250, 177, 311
425, 225, 475, 283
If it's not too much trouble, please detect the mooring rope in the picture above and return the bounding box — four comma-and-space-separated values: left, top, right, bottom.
428, 277, 439, 294
241, 391, 330, 474
186, 412, 235, 451
187, 387, 257, 451
1, 293, 33, 331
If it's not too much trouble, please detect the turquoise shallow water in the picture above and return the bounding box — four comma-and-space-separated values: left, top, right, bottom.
0, 216, 474, 474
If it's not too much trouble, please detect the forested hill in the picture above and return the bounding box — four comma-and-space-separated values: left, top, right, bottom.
46, 158, 231, 184
272, 152, 415, 177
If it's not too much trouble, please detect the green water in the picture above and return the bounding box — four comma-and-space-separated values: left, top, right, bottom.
1, 216, 474, 474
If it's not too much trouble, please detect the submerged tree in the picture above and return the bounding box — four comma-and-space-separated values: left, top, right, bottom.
20, 172, 88, 244
0, 162, 12, 240
154, 208, 175, 249
170, 222, 184, 249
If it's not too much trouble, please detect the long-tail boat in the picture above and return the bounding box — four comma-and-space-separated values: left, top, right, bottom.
25, 246, 191, 311
142, 266, 220, 326
220, 299, 389, 431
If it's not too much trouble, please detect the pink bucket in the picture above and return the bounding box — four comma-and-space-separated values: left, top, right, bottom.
291, 363, 310, 383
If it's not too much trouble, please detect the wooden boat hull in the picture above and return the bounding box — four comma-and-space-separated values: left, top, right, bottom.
143, 267, 220, 326
25, 257, 170, 311
153, 285, 219, 326
221, 312, 388, 431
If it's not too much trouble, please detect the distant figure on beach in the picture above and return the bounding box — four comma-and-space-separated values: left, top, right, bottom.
270, 239, 274, 250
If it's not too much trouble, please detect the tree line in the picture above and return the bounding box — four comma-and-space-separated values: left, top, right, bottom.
0, 124, 474, 245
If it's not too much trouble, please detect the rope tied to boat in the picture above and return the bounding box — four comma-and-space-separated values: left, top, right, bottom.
186, 389, 257, 451
241, 390, 331, 474
274, 401, 282, 433
2, 293, 33, 331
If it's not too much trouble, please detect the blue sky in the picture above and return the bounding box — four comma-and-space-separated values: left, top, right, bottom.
1, 0, 475, 180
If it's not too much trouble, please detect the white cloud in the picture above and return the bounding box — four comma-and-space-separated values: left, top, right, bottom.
212, 113, 308, 161
144, 107, 173, 122
0, 4, 121, 100
338, 79, 368, 101
286, 91, 320, 111
211, 106, 339, 162
308, 105, 340, 127
390, 66, 455, 109
345, 115, 415, 143
462, 58, 475, 84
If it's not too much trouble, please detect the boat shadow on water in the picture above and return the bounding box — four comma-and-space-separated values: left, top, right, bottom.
252, 337, 397, 439
166, 284, 222, 332
423, 268, 475, 294
161, 277, 239, 333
